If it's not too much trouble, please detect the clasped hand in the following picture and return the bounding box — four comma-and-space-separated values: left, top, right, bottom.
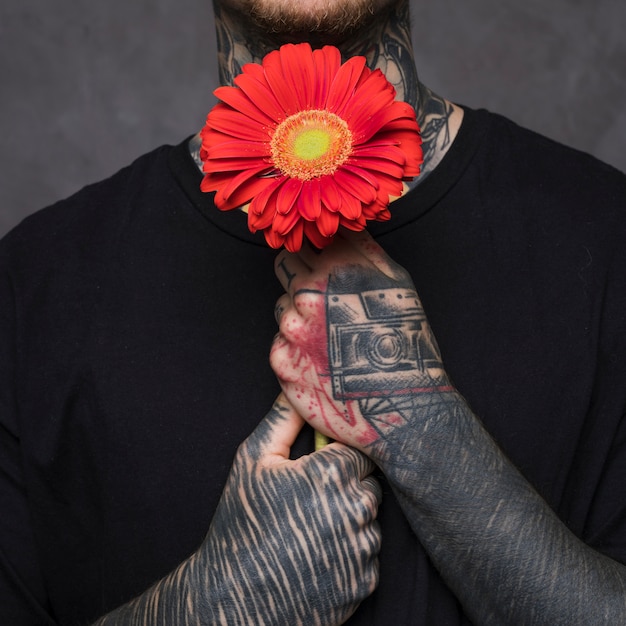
199, 394, 382, 625
271, 230, 455, 461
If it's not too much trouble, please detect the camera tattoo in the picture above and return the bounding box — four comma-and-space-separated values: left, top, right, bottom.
325, 272, 454, 442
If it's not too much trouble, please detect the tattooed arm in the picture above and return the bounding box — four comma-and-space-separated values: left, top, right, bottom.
94, 396, 381, 625
270, 231, 626, 624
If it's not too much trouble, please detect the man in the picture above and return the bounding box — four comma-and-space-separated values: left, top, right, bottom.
1, 0, 625, 624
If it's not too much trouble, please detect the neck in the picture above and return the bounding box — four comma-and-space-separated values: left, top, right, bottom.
207, 0, 463, 179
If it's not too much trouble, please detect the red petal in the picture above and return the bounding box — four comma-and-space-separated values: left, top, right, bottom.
234, 71, 285, 123
374, 112, 421, 131
312, 46, 342, 108
339, 214, 368, 231
202, 157, 269, 173
283, 220, 305, 252
276, 178, 303, 215
208, 105, 271, 141
316, 207, 340, 237
335, 186, 362, 220
215, 167, 275, 210
351, 143, 406, 161
304, 220, 333, 249
333, 168, 377, 204
341, 164, 380, 191
214, 85, 275, 125
375, 173, 404, 200
352, 101, 418, 144
327, 56, 367, 115
357, 68, 395, 97
368, 129, 423, 177
263, 49, 301, 116
273, 203, 303, 235
279, 43, 315, 109
201, 169, 243, 194
320, 176, 342, 212
264, 228, 285, 250
372, 123, 422, 146
297, 179, 322, 220
346, 91, 398, 138
249, 178, 283, 216
248, 208, 275, 232
362, 199, 391, 221
202, 139, 269, 159
241, 61, 265, 80
345, 72, 396, 133
347, 155, 405, 179
248, 190, 277, 231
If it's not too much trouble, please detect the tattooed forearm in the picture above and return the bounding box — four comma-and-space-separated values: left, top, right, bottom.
323, 262, 626, 622
381, 397, 626, 625
94, 399, 381, 625
272, 232, 626, 625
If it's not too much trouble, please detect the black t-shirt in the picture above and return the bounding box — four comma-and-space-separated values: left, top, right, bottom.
1, 107, 626, 624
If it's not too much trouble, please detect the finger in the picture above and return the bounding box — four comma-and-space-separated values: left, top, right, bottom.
253, 394, 306, 465
275, 298, 309, 342
361, 475, 383, 509
317, 441, 377, 480
297, 234, 357, 272
274, 293, 290, 325
337, 229, 403, 279
297, 231, 402, 289
275, 287, 325, 331
274, 249, 311, 294
269, 333, 302, 384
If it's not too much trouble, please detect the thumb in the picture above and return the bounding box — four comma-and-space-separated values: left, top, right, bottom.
248, 393, 306, 466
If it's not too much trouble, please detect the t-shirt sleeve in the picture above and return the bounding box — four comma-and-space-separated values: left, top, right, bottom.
582, 243, 626, 564
0, 253, 56, 623
584, 412, 626, 563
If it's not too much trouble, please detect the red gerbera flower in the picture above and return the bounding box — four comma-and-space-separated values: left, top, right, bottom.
200, 42, 422, 252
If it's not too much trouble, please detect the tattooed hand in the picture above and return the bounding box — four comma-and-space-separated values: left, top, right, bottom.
271, 232, 626, 625
95, 395, 381, 625
200, 394, 382, 624
271, 229, 458, 465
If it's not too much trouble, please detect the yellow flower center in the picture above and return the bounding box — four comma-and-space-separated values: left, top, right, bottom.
270, 110, 353, 181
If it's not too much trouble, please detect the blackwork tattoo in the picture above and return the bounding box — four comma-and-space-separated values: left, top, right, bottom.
273, 250, 626, 624
324, 268, 452, 445
416, 87, 455, 177
342, 0, 418, 108
188, 133, 204, 172
327, 286, 446, 400
210, 0, 458, 187
274, 302, 285, 324
213, 3, 275, 86
317, 265, 626, 625
94, 400, 381, 624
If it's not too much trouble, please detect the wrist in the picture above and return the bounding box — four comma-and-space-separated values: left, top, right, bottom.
363, 390, 471, 486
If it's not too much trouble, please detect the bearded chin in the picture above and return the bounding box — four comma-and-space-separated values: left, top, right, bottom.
247, 0, 387, 38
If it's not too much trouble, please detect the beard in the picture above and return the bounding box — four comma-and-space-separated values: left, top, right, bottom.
240, 0, 396, 38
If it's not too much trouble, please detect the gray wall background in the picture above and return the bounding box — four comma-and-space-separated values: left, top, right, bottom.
1, 0, 624, 238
